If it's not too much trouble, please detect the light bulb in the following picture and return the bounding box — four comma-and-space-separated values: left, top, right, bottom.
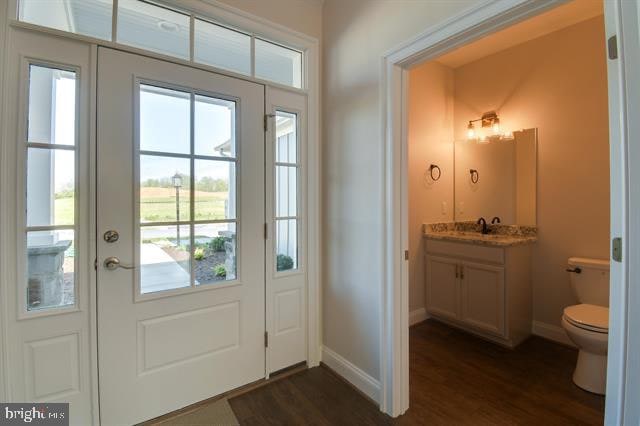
492, 118, 501, 134
467, 123, 475, 140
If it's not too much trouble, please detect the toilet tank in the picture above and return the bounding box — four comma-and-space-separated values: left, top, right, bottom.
568, 257, 610, 307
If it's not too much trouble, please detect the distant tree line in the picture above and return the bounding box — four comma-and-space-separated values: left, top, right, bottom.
142, 174, 229, 192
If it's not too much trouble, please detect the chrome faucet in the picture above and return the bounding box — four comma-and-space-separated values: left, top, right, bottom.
491, 217, 501, 224
477, 217, 489, 234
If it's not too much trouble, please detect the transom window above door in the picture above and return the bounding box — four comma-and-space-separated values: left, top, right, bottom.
17, 0, 304, 88
137, 83, 239, 294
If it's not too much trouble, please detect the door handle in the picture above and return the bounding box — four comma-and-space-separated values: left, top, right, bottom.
104, 256, 135, 270
460, 265, 464, 280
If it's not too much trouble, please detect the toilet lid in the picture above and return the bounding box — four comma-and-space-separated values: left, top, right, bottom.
564, 304, 609, 332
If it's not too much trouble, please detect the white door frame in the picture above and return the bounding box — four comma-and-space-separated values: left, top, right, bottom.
380, 0, 636, 420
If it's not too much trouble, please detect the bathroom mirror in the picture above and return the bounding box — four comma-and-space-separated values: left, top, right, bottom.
454, 128, 537, 226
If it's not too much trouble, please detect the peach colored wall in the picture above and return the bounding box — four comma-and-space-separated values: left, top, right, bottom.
453, 16, 609, 328
407, 62, 455, 312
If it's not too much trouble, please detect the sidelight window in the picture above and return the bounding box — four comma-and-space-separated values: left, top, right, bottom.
24, 64, 78, 311
274, 111, 300, 272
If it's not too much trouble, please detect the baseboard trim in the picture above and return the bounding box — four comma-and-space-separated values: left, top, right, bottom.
409, 307, 429, 326
321, 346, 381, 403
532, 321, 576, 347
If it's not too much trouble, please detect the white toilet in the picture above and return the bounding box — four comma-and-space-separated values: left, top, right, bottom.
561, 257, 610, 395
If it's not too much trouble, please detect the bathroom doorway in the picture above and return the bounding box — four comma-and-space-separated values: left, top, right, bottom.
379, 0, 638, 421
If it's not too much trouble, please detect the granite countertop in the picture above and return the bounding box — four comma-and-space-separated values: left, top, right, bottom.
423, 222, 537, 247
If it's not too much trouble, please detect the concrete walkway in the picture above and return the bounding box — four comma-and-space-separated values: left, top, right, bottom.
141, 243, 190, 293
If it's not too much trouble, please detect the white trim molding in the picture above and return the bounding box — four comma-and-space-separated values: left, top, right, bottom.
322, 346, 381, 403
532, 321, 575, 348
0, 0, 9, 404
380, 0, 587, 418
603, 1, 639, 424
409, 308, 429, 326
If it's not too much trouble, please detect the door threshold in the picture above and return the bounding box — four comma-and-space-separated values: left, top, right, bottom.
139, 362, 308, 425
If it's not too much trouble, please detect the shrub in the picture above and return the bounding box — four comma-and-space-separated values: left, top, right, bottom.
213, 264, 227, 277
276, 254, 294, 271
194, 247, 205, 261
209, 236, 229, 252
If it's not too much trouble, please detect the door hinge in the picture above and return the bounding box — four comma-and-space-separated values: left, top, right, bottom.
264, 331, 269, 348
404, 250, 409, 260
264, 223, 268, 240
612, 237, 622, 262
264, 113, 275, 132
608, 35, 618, 60
94, 258, 97, 271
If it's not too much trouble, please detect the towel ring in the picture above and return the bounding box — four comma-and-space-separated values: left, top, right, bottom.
428, 164, 441, 181
470, 169, 479, 184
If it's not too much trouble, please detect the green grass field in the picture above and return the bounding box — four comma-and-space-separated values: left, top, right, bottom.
54, 187, 229, 224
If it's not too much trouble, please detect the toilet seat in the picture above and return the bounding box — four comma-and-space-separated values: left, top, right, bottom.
563, 304, 608, 334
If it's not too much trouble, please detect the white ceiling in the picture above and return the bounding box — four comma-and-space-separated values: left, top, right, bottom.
435, 0, 604, 69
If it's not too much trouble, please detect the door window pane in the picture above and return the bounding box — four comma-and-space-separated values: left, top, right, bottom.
255, 39, 303, 88
27, 148, 75, 227
194, 19, 251, 75
27, 230, 75, 311
20, 0, 113, 40
276, 219, 297, 272
140, 85, 190, 154
276, 112, 297, 163
195, 95, 236, 157
28, 65, 76, 146
117, 0, 190, 60
194, 160, 235, 221
140, 155, 191, 223
276, 166, 297, 217
136, 80, 242, 295
193, 223, 237, 285
140, 225, 190, 294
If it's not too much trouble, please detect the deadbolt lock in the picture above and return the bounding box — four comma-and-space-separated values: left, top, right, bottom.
103, 230, 119, 243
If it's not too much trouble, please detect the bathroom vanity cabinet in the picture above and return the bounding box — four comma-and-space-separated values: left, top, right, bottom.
425, 238, 533, 348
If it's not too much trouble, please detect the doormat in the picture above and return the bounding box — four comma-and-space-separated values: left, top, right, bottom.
156, 398, 239, 426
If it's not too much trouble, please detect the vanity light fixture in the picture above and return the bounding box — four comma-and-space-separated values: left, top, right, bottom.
466, 111, 511, 142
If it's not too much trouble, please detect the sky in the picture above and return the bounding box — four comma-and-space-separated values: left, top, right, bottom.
51, 80, 235, 191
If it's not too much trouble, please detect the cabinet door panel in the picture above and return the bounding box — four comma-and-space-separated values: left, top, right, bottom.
425, 256, 459, 320
460, 262, 505, 336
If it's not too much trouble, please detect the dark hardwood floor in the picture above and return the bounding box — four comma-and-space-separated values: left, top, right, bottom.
229, 319, 605, 425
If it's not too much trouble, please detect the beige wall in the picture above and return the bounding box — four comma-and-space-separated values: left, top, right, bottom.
407, 16, 609, 328
407, 62, 454, 312
215, 0, 323, 39
322, 0, 480, 380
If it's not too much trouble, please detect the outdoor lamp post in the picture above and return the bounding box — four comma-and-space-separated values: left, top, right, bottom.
172, 172, 183, 246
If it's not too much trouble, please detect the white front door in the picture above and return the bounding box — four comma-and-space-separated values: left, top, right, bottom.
96, 48, 265, 425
